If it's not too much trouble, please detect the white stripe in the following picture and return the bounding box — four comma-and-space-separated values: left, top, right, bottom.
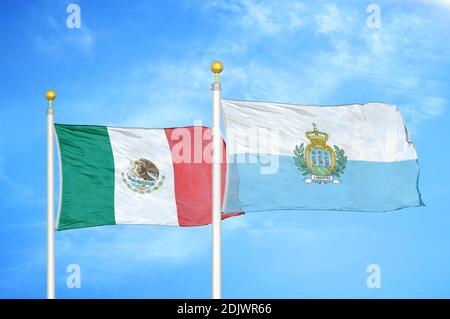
222, 100, 417, 162
108, 128, 179, 226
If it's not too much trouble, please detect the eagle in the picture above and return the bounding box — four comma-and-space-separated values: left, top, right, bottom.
133, 158, 159, 182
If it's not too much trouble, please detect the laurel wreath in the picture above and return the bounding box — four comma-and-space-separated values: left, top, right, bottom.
122, 172, 165, 194
293, 143, 347, 177
293, 143, 313, 176
332, 145, 347, 177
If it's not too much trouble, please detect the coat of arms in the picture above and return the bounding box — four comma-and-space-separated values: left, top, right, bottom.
122, 158, 165, 193
293, 123, 347, 184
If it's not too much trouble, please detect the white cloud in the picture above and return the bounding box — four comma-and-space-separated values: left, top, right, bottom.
30, 4, 95, 57
205, 0, 306, 34
419, 0, 450, 8
64, 1, 448, 135
117, 58, 213, 128
33, 24, 94, 56
424, 97, 447, 116
240, 0, 305, 33
182, 1, 448, 131
403, 96, 447, 130
315, 3, 351, 34
310, 5, 448, 129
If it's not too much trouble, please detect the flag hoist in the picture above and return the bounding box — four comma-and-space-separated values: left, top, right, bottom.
45, 89, 56, 299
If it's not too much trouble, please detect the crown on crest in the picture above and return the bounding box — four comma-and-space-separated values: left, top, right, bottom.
305, 123, 329, 148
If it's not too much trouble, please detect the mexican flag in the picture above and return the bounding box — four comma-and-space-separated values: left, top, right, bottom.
55, 124, 241, 231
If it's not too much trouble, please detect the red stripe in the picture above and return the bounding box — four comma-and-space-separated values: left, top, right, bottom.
164, 126, 243, 226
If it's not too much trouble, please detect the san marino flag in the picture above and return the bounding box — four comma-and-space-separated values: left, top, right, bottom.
55, 124, 241, 231
222, 100, 424, 213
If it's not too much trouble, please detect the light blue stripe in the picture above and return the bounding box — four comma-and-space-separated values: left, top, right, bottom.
224, 155, 423, 213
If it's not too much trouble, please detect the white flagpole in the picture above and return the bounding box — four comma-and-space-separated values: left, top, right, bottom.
211, 61, 223, 299
45, 90, 56, 299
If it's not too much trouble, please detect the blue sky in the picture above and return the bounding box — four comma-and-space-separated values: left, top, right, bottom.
0, 0, 450, 298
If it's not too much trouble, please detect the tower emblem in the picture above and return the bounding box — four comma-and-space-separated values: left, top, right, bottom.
293, 123, 347, 184
122, 158, 165, 194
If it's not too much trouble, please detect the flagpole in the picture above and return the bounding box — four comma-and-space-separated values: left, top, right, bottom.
211, 61, 223, 299
45, 90, 56, 299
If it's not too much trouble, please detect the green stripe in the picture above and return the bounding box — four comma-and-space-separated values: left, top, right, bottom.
55, 124, 116, 230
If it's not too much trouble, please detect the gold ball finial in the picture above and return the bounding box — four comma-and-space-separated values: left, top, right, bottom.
211, 61, 223, 81
45, 90, 56, 101
45, 90, 56, 108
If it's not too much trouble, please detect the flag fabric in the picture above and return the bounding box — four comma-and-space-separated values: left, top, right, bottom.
221, 99, 423, 213
55, 124, 241, 231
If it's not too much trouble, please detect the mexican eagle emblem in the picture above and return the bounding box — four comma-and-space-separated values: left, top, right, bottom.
293, 123, 347, 184
122, 158, 165, 194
